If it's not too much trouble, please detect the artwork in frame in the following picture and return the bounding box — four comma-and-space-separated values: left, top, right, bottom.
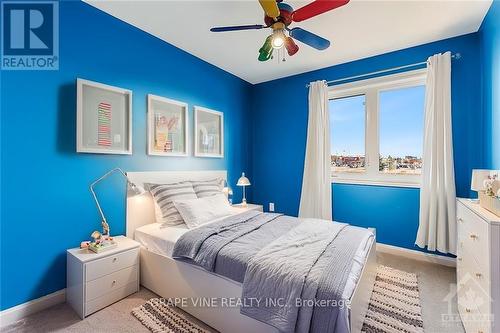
194, 106, 224, 158
147, 94, 188, 156
76, 78, 132, 154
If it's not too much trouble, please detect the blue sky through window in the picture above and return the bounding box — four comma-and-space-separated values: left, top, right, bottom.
330, 95, 365, 156
379, 85, 424, 157
329, 85, 424, 157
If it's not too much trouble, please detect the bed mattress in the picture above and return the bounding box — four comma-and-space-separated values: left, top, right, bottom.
135, 212, 374, 301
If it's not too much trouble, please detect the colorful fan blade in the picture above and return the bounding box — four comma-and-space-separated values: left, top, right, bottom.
289, 27, 330, 50
259, 0, 280, 19
292, 0, 349, 22
210, 24, 265, 32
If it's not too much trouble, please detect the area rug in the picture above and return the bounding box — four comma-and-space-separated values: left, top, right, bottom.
132, 298, 212, 333
361, 265, 424, 333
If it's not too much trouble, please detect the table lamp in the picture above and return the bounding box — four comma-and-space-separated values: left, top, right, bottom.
237, 172, 251, 207
90, 168, 145, 238
471, 169, 492, 193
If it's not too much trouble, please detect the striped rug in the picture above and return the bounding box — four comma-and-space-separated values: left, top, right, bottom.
362, 265, 424, 333
132, 298, 213, 333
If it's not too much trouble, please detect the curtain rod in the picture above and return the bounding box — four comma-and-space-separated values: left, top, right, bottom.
305, 52, 461, 88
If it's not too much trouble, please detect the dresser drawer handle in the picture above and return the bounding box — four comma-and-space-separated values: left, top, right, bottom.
466, 308, 471, 313
112, 280, 116, 285
470, 234, 478, 240
475, 273, 482, 278
458, 218, 463, 223
112, 257, 117, 263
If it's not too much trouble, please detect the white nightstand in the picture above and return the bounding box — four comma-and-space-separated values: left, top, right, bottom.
66, 235, 140, 319
232, 203, 263, 212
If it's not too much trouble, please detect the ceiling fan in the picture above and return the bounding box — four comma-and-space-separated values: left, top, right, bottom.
210, 0, 350, 62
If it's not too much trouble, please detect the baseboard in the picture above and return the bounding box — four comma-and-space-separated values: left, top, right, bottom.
0, 289, 66, 328
376, 242, 456, 267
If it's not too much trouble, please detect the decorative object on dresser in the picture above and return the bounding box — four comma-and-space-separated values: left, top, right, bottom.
89, 168, 144, 253
147, 94, 188, 156
66, 236, 140, 319
470, 169, 500, 217
236, 172, 251, 207
194, 106, 224, 158
77, 79, 133, 155
456, 198, 500, 333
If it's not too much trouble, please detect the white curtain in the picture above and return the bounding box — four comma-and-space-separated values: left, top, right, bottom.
299, 81, 332, 220
416, 52, 457, 255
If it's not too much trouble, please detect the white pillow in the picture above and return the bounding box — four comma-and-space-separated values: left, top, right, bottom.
173, 194, 233, 229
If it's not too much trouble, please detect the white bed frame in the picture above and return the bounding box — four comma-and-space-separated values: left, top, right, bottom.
126, 170, 377, 333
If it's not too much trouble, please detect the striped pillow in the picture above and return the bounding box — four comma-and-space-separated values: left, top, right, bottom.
147, 182, 197, 226
190, 178, 224, 198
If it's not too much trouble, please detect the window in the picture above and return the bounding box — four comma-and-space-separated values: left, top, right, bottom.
330, 95, 366, 173
329, 69, 426, 187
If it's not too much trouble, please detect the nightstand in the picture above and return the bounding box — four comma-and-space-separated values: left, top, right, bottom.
232, 203, 263, 212
66, 235, 140, 319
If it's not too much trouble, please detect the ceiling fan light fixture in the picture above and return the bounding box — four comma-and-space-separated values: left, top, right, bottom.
271, 30, 285, 49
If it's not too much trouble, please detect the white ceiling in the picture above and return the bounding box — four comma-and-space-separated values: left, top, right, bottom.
85, 0, 492, 84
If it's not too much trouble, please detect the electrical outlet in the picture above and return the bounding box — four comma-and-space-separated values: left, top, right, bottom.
269, 203, 275, 212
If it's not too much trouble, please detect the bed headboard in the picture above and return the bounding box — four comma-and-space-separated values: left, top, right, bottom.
125, 170, 227, 238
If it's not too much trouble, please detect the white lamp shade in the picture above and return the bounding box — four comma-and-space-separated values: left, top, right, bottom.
471, 169, 495, 191
237, 172, 251, 186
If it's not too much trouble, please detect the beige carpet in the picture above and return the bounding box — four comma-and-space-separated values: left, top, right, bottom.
2, 252, 463, 333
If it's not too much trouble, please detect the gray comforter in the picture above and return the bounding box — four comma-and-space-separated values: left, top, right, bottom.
172, 211, 372, 333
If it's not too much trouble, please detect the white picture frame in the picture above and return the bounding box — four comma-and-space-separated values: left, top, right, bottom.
194, 106, 224, 158
147, 94, 188, 156
76, 78, 132, 155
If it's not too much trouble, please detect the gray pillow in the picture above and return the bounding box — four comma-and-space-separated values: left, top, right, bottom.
190, 178, 224, 198
147, 182, 197, 226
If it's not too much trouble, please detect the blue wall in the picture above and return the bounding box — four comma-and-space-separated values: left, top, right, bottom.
480, 0, 500, 169
0, 1, 252, 310
250, 34, 483, 253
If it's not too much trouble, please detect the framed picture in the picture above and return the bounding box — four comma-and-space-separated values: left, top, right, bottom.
194, 106, 224, 158
77, 78, 132, 154
147, 94, 188, 156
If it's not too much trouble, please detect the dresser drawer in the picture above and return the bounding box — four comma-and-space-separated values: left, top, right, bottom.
86, 265, 138, 301
458, 276, 491, 333
457, 202, 490, 271
458, 251, 491, 316
85, 248, 139, 282
85, 281, 138, 316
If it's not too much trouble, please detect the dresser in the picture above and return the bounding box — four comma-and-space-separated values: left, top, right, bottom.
66, 236, 140, 318
457, 199, 500, 333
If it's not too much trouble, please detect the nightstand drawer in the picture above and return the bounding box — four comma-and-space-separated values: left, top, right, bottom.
86, 265, 138, 301
85, 248, 139, 281
85, 281, 138, 316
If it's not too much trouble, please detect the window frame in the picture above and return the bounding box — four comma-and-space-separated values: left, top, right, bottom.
329, 68, 427, 188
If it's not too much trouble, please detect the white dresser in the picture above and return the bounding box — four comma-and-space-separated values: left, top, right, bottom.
457, 199, 500, 333
66, 236, 140, 318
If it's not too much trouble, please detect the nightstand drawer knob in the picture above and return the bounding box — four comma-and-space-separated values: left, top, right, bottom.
458, 218, 463, 223
470, 234, 478, 240
112, 280, 116, 285
466, 308, 471, 313
113, 257, 117, 262
476, 273, 482, 278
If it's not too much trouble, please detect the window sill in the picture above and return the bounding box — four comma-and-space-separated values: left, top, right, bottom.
331, 177, 421, 189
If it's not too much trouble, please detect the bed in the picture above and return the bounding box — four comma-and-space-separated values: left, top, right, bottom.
126, 170, 377, 333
